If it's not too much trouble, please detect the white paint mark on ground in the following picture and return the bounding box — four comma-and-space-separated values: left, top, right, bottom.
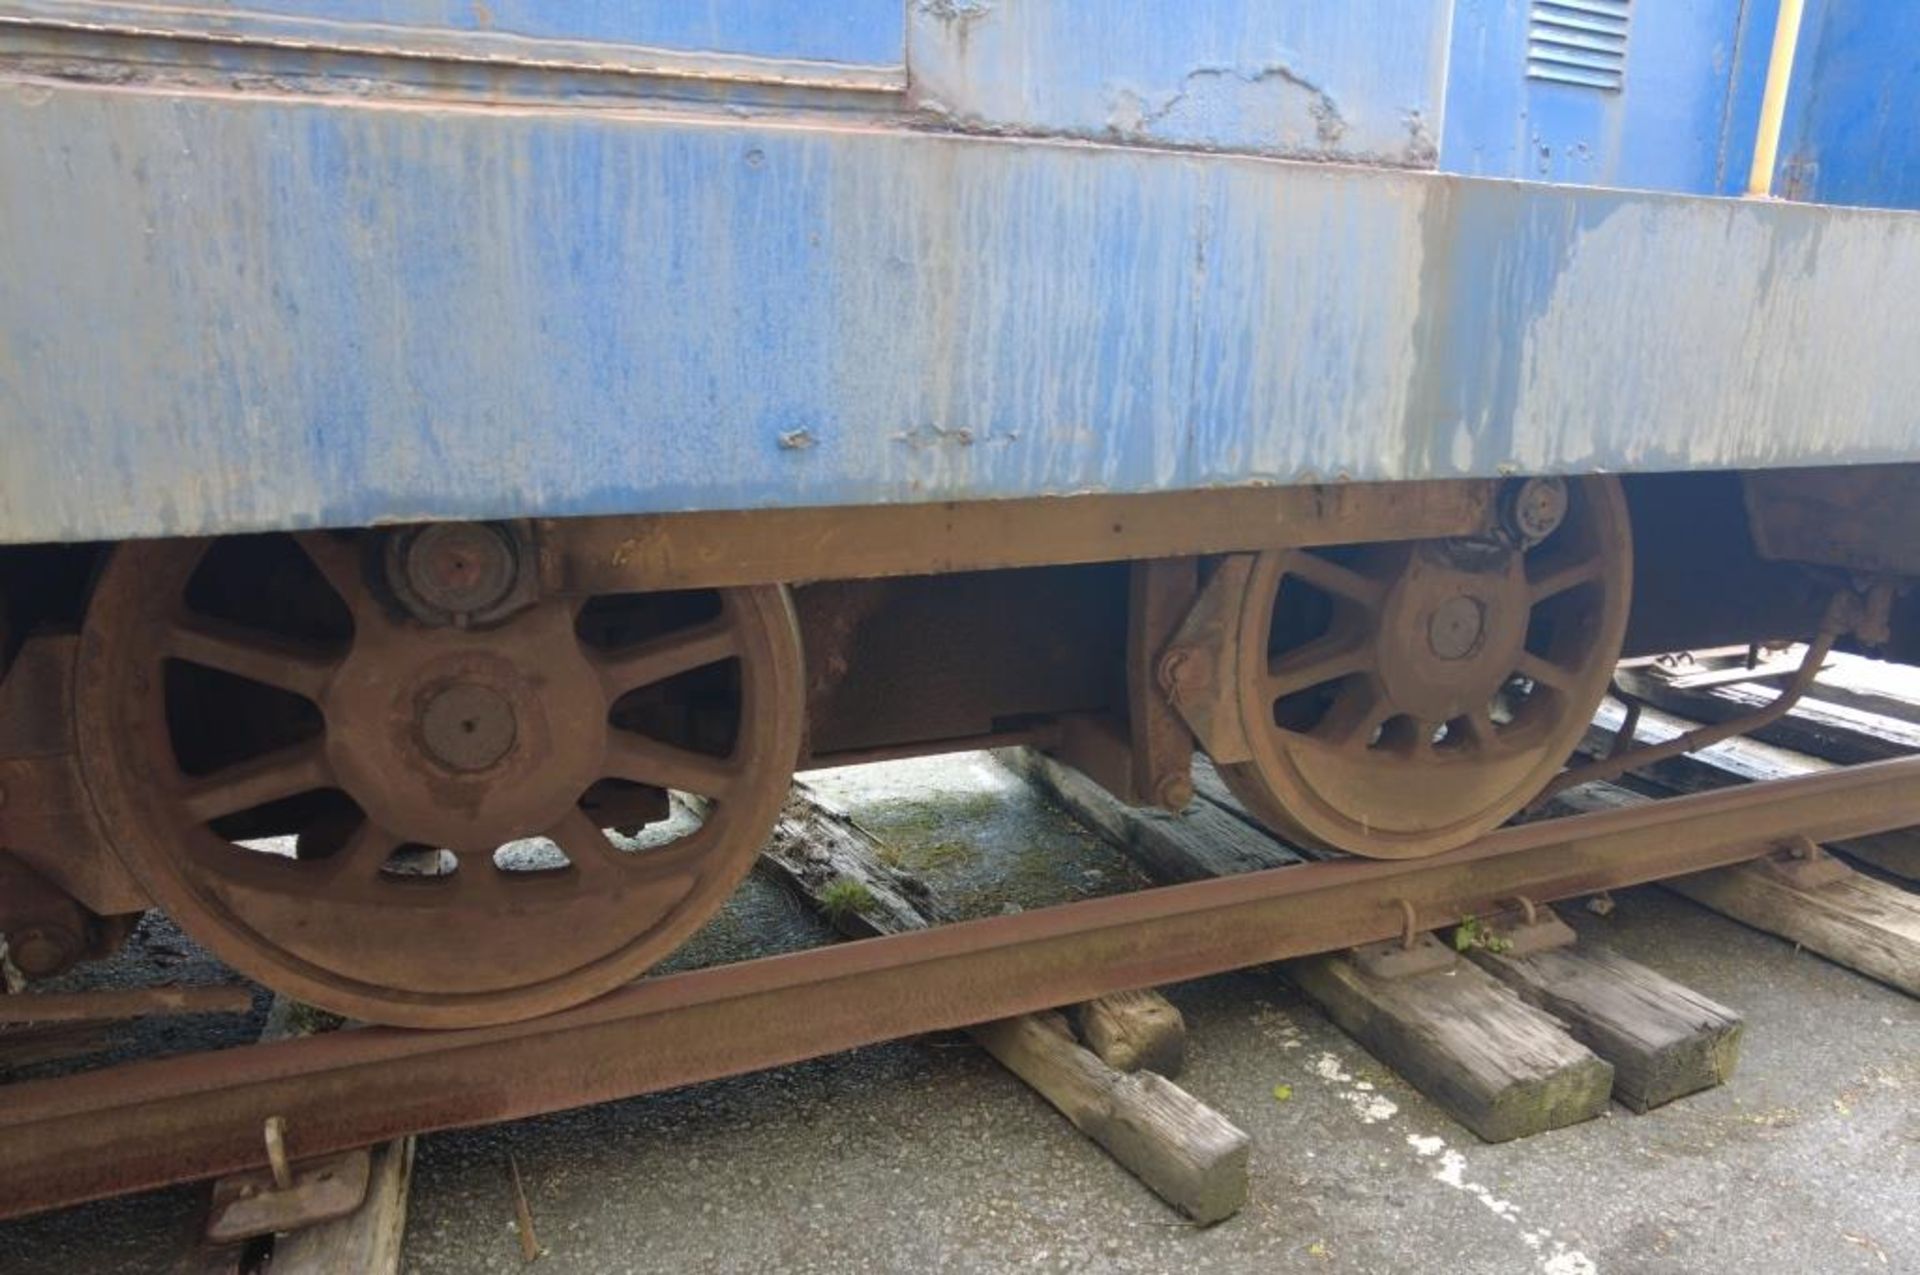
1306, 1050, 1399, 1121
1347, 1091, 1399, 1122
1406, 1133, 1597, 1273
1250, 1003, 1305, 1050
1281, 1025, 1597, 1271
1310, 1051, 1351, 1082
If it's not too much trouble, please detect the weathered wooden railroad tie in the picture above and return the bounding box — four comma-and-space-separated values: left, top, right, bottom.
1576, 651, 1920, 996
1003, 749, 1749, 1141
758, 785, 1249, 1224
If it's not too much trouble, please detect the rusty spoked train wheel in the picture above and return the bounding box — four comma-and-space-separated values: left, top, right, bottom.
1218, 477, 1631, 859
75, 531, 803, 1028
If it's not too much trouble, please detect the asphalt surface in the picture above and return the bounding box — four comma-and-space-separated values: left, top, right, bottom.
1, 753, 1916, 1274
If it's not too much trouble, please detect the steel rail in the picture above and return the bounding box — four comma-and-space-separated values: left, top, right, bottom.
7, 755, 1920, 1219
0, 986, 255, 1024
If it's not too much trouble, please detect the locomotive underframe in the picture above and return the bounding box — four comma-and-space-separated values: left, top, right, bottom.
0, 467, 1909, 1016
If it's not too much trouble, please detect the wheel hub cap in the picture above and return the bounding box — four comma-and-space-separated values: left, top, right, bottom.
1426, 595, 1487, 661
1374, 543, 1528, 727
323, 602, 610, 853
419, 683, 518, 772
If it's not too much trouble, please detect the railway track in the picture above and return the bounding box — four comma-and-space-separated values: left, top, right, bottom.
6, 752, 1920, 1221
7, 6, 1920, 1264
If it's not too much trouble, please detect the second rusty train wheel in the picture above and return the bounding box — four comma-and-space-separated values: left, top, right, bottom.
74, 531, 803, 1028
1218, 477, 1632, 859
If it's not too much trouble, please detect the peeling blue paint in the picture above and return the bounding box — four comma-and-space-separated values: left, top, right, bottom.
908, 0, 1449, 164
4, 83, 1920, 544
3, 3, 1920, 547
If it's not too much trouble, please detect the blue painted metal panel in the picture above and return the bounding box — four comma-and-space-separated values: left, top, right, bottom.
3, 0, 906, 68
908, 0, 1450, 164
1441, 0, 1780, 195
1775, 1, 1920, 210
6, 81, 1920, 544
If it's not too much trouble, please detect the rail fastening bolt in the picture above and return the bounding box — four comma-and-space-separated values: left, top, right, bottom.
1155, 773, 1195, 812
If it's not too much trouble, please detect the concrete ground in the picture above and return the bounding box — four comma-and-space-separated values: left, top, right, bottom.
1, 753, 1916, 1274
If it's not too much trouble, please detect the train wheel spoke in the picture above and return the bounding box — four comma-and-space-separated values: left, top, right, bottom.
545, 810, 634, 883
1528, 558, 1603, 606
318, 819, 402, 884
1306, 679, 1393, 752
594, 620, 739, 698
604, 732, 737, 799
1283, 551, 1388, 609
1266, 631, 1372, 700
162, 616, 338, 702
1516, 651, 1573, 692
1450, 707, 1500, 753
179, 742, 332, 824
1409, 718, 1449, 758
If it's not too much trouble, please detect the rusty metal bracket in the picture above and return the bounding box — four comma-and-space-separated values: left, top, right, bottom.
203, 1118, 372, 1244
1157, 556, 1256, 765
1127, 557, 1201, 811
0, 854, 136, 982
1053, 558, 1205, 811
1602, 678, 1646, 759
1753, 835, 1851, 889
1349, 932, 1458, 979
1538, 588, 1879, 803
1479, 900, 1578, 956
